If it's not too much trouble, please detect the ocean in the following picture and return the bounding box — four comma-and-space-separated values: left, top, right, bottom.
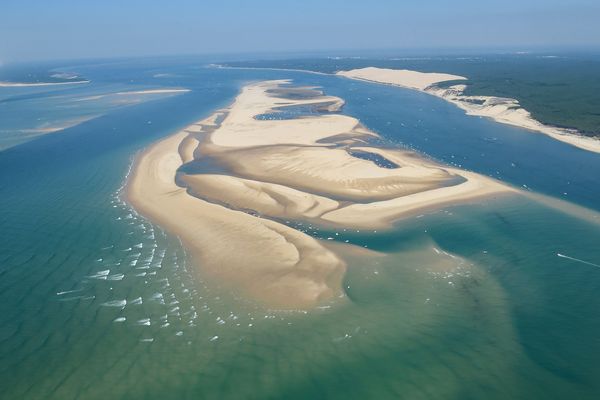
1, 56, 599, 399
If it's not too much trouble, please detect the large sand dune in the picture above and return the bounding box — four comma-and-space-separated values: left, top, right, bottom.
337, 67, 600, 154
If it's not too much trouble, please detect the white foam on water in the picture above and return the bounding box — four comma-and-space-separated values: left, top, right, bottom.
557, 253, 600, 269
113, 317, 127, 323
107, 274, 125, 281
89, 269, 110, 279
151, 293, 165, 304
56, 289, 83, 296
137, 318, 151, 326
140, 338, 154, 342
102, 299, 127, 307
209, 336, 219, 342
130, 297, 143, 305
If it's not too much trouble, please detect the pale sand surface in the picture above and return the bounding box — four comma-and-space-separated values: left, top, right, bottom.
0, 80, 90, 87
337, 67, 466, 90
76, 88, 190, 102
127, 121, 345, 310
115, 89, 190, 95
337, 67, 600, 154
128, 80, 511, 308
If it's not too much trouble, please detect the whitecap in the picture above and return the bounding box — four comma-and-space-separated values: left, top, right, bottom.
130, 297, 143, 305
102, 299, 127, 307
56, 289, 83, 296
89, 269, 110, 279
113, 317, 127, 323
151, 293, 165, 304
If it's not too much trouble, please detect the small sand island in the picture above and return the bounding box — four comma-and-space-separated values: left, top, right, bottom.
127, 80, 511, 309
0, 80, 90, 87
338, 67, 600, 154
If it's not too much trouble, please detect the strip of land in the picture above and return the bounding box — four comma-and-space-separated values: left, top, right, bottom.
0, 80, 90, 87
127, 80, 512, 309
337, 67, 600, 154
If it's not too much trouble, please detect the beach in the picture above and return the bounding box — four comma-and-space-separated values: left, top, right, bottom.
0, 80, 90, 87
127, 80, 511, 308
337, 67, 600, 154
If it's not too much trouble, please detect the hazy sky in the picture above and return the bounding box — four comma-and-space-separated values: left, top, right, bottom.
1, 0, 600, 62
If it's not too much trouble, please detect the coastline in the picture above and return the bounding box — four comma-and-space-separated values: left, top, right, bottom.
126, 80, 512, 308
0, 80, 90, 87
336, 67, 600, 154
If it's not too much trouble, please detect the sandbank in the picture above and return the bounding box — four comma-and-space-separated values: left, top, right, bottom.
127, 80, 511, 308
0, 80, 90, 87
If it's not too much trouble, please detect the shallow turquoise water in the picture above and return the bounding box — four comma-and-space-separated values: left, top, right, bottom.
1, 58, 600, 399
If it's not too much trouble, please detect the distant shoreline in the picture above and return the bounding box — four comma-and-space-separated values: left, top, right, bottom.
0, 80, 90, 87
336, 67, 600, 154
218, 64, 600, 154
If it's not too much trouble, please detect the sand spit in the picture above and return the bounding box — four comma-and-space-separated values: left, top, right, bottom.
337, 67, 600, 154
114, 89, 190, 95
127, 80, 511, 308
0, 80, 90, 87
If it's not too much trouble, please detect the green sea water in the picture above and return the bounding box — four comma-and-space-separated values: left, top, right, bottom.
1, 57, 600, 399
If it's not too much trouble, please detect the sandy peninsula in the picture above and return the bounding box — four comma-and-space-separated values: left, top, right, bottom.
0, 80, 90, 87
337, 67, 600, 154
127, 80, 511, 309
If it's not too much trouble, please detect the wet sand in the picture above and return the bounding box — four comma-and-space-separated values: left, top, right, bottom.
127, 80, 512, 308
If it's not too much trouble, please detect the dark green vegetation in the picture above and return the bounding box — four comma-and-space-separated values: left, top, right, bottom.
223, 53, 600, 136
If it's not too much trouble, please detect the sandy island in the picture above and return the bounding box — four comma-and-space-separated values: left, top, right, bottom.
0, 80, 90, 87
127, 80, 512, 309
337, 67, 600, 154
